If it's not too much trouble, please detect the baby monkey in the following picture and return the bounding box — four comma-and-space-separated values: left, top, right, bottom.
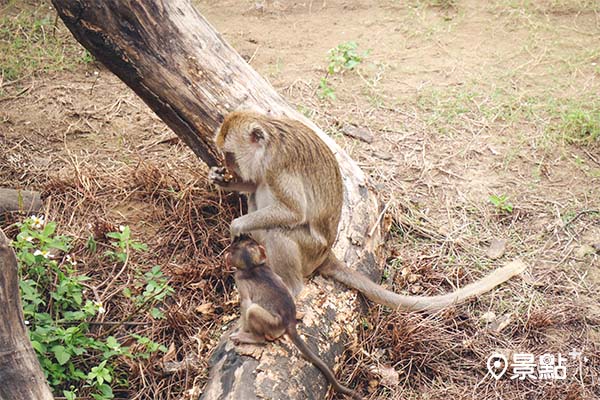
228, 235, 361, 400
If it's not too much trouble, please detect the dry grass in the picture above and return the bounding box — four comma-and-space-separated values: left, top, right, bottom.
1, 137, 240, 398
327, 194, 600, 399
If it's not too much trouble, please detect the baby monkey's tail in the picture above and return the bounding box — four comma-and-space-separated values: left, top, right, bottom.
287, 325, 362, 400
320, 255, 527, 312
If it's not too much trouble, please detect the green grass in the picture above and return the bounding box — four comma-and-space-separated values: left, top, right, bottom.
420, 0, 457, 9
494, 0, 600, 14
413, 83, 600, 148
0, 3, 89, 84
556, 108, 600, 143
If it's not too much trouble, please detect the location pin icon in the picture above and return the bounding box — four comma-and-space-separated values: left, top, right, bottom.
487, 353, 508, 380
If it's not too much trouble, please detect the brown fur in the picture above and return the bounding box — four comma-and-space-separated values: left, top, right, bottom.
211, 111, 526, 311
229, 235, 361, 400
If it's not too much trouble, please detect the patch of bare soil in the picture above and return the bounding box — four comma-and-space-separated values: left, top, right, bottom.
2, 0, 599, 399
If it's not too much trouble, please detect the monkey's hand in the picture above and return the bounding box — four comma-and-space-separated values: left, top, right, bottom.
208, 166, 233, 186
230, 203, 303, 239
230, 217, 244, 239
209, 166, 258, 193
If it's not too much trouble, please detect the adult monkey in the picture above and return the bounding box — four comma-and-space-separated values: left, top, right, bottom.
210, 111, 526, 312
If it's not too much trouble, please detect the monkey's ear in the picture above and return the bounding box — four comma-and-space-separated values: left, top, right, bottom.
249, 126, 266, 144
257, 244, 267, 264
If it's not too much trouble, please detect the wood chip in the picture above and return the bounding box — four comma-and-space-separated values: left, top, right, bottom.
410, 284, 422, 294
235, 343, 265, 359
372, 150, 392, 160
490, 313, 513, 333
480, 311, 496, 323
486, 238, 507, 259
195, 302, 214, 315
342, 124, 373, 143
369, 365, 399, 387
162, 342, 177, 364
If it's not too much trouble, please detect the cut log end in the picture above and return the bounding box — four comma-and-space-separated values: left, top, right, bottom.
0, 188, 42, 216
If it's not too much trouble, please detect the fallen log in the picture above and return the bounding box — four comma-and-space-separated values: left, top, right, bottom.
50, 1, 382, 398
0, 228, 54, 400
0, 188, 42, 215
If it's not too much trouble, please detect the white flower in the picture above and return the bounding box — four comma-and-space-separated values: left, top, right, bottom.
29, 215, 45, 230
95, 301, 105, 314
65, 255, 77, 266
24, 236, 34, 243
33, 249, 49, 259
119, 225, 126, 232
24, 320, 30, 325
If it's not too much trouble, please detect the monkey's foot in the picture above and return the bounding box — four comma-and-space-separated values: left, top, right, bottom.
230, 331, 267, 345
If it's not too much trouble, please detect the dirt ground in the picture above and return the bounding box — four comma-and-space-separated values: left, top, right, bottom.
1, 0, 599, 399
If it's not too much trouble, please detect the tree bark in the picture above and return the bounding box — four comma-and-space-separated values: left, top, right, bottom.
0, 188, 42, 215
50, 1, 382, 398
0, 228, 54, 400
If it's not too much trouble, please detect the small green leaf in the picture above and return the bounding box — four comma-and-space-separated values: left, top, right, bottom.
105, 336, 120, 350
63, 390, 76, 400
150, 307, 164, 319
87, 235, 97, 252
51, 345, 71, 365
31, 340, 46, 354
42, 222, 56, 237
95, 383, 114, 400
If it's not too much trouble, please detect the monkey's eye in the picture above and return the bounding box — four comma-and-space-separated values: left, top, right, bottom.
250, 127, 264, 143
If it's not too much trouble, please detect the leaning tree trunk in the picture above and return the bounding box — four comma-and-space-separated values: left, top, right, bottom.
51, 1, 381, 398
0, 228, 54, 400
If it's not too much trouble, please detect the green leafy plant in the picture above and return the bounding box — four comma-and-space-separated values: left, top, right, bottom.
11, 217, 170, 400
327, 41, 369, 74
131, 334, 168, 359
123, 265, 174, 320
319, 41, 369, 100
318, 77, 336, 100
81, 49, 95, 64
104, 225, 147, 263
488, 194, 514, 213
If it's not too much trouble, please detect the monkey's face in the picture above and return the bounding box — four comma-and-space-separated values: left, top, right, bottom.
215, 112, 270, 183
227, 235, 267, 270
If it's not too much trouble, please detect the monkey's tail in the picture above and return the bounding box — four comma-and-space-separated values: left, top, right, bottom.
320, 256, 527, 312
288, 326, 362, 400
